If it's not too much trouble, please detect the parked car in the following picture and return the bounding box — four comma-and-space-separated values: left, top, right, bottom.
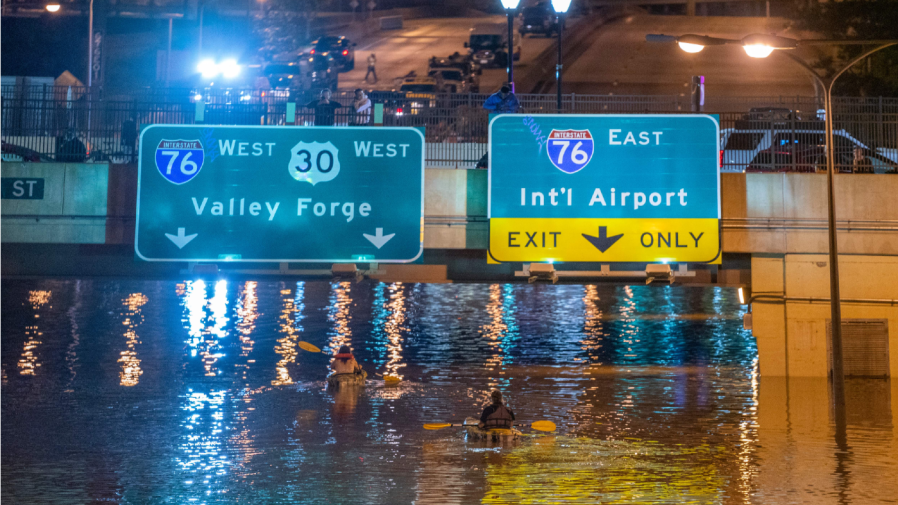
747, 144, 897, 174
464, 23, 521, 68
519, 2, 561, 37
310, 36, 356, 72
719, 126, 893, 172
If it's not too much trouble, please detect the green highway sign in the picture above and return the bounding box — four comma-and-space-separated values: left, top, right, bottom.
136, 125, 425, 262
489, 114, 721, 264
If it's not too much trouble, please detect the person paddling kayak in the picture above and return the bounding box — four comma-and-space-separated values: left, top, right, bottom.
328, 345, 367, 387
332, 345, 364, 375
479, 390, 515, 429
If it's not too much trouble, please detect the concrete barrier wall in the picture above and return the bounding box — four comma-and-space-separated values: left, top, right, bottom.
1, 162, 108, 243
722, 173, 898, 256
423, 168, 487, 249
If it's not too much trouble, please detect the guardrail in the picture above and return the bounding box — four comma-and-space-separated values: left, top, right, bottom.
2, 85, 897, 172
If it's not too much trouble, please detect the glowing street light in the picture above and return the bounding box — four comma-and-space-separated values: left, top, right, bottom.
677, 42, 704, 53
743, 44, 775, 58
45, 3, 61, 12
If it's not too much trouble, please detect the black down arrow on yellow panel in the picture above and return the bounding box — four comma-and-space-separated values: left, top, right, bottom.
582, 226, 624, 253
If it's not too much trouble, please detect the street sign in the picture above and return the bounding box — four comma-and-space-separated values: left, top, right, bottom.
136, 125, 424, 262
489, 114, 720, 263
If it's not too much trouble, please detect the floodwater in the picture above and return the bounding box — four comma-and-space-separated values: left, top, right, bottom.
1, 279, 896, 504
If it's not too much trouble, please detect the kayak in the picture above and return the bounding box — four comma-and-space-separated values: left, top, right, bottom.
464, 417, 522, 441
327, 370, 367, 387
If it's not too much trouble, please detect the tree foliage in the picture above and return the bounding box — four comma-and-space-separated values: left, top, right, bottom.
253, 0, 320, 62
791, 0, 898, 96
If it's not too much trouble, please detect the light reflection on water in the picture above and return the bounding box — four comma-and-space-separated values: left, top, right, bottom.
18, 289, 51, 375
2, 280, 896, 504
118, 292, 148, 387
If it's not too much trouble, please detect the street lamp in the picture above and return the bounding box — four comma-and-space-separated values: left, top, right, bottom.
43, 0, 94, 85
500, 0, 521, 92
647, 31, 898, 415
551, 0, 572, 111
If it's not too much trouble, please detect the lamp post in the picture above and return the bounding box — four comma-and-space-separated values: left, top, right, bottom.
87, 0, 94, 86
500, 0, 521, 91
551, 0, 571, 112
646, 32, 897, 414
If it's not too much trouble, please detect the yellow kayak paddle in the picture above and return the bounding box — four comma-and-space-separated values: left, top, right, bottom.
298, 341, 322, 353
424, 420, 556, 432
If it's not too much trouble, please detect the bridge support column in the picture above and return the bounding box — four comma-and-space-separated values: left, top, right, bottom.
750, 253, 898, 378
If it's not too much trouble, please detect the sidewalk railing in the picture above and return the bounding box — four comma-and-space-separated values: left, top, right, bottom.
2, 85, 897, 172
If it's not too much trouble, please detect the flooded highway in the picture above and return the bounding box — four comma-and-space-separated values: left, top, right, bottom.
2, 279, 896, 504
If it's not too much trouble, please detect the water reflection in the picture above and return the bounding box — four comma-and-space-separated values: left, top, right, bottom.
236, 281, 259, 358
581, 285, 604, 364
65, 281, 82, 388
118, 292, 148, 387
273, 283, 305, 386
480, 285, 518, 375
382, 283, 408, 380
177, 389, 231, 501
2, 281, 895, 505
327, 281, 353, 363
181, 280, 230, 376
18, 290, 51, 375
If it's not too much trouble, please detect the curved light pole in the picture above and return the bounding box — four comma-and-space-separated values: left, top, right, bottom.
500, 0, 521, 91
647, 32, 898, 413
551, 0, 571, 112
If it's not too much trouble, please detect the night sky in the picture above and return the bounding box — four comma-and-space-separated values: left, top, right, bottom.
2, 14, 252, 87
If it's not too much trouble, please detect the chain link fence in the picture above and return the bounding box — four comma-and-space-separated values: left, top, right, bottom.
3, 85, 897, 171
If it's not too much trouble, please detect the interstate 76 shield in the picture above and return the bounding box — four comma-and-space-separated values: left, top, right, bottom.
546, 129, 594, 174
155, 139, 205, 184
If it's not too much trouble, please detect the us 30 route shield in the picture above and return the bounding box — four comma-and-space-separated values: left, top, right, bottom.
489, 114, 721, 264
136, 125, 425, 263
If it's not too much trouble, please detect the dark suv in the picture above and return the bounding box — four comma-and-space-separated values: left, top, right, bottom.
520, 2, 560, 37
310, 36, 356, 72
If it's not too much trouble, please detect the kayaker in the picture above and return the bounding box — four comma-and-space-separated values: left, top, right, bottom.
332, 345, 364, 375
478, 390, 515, 429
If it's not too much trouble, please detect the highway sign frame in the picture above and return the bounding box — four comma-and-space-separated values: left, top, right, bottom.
135, 124, 425, 263
487, 113, 721, 264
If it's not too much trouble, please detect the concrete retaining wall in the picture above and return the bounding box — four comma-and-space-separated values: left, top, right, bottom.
1, 162, 108, 243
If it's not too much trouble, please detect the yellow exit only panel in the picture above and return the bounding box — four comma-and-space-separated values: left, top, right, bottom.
489, 218, 721, 264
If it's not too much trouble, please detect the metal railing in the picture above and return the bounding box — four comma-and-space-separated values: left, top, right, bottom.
2, 85, 897, 172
